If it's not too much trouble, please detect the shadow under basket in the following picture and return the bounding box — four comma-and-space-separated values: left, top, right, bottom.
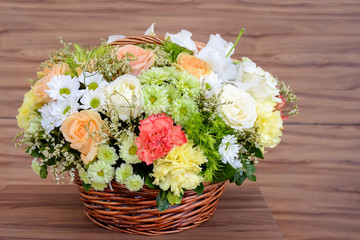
74, 175, 226, 235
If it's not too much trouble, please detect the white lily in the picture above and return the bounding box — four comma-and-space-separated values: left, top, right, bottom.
145, 22, 156, 36
106, 35, 126, 44
165, 30, 198, 54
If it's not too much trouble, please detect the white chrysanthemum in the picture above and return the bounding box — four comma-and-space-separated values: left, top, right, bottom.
91, 183, 107, 191
218, 135, 242, 169
39, 97, 79, 133
125, 174, 144, 191
201, 72, 223, 97
87, 160, 115, 184
78, 72, 108, 92
45, 75, 83, 100
80, 89, 106, 111
119, 136, 141, 164
115, 163, 133, 184
52, 97, 79, 127
39, 102, 56, 133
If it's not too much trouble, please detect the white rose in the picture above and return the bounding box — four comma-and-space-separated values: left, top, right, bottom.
219, 84, 257, 130
235, 57, 281, 103
105, 74, 143, 121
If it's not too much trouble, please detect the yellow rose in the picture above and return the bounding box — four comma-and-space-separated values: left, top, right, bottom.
255, 101, 283, 148
176, 52, 211, 78
34, 63, 71, 103
16, 88, 41, 130
60, 110, 105, 164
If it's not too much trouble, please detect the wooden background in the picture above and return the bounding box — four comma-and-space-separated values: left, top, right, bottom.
1, 0, 359, 239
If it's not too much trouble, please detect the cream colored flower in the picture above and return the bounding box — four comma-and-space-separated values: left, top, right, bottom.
219, 84, 257, 131
104, 74, 143, 121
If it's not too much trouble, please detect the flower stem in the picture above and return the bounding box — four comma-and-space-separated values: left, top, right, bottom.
226, 28, 245, 58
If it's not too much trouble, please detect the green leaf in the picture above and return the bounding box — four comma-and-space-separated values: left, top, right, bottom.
167, 191, 182, 205
64, 163, 75, 171
156, 190, 170, 212
247, 174, 257, 181
243, 162, 256, 177
44, 158, 56, 166
230, 169, 247, 186
194, 183, 204, 195
82, 181, 92, 192
145, 175, 158, 189
213, 163, 237, 182
39, 165, 48, 179
248, 147, 264, 159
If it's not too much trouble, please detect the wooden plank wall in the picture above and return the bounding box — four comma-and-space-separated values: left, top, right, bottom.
1, 0, 359, 239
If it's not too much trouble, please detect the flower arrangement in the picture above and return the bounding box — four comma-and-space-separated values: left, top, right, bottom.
15, 24, 298, 212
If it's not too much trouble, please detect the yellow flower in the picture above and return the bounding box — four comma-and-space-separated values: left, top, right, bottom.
255, 101, 283, 148
152, 141, 207, 197
16, 88, 41, 130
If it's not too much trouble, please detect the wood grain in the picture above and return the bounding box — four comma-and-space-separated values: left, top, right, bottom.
1, 0, 360, 239
0, 184, 283, 239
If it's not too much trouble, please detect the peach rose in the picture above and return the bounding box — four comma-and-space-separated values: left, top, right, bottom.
34, 63, 71, 103
60, 110, 105, 164
117, 45, 154, 76
176, 52, 211, 78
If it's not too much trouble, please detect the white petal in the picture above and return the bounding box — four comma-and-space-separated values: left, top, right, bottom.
165, 30, 198, 54
144, 22, 156, 36
106, 35, 126, 44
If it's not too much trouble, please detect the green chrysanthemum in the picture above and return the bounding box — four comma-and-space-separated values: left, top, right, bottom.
78, 167, 91, 184
31, 158, 41, 175
87, 160, 115, 184
171, 96, 198, 125
174, 71, 200, 97
119, 136, 141, 164
115, 163, 133, 184
125, 174, 144, 191
164, 84, 181, 104
143, 84, 169, 115
139, 67, 169, 85
97, 145, 118, 165
91, 183, 107, 191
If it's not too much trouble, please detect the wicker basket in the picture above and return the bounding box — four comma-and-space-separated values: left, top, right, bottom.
73, 35, 226, 235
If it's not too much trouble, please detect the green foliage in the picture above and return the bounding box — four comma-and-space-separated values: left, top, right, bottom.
213, 163, 237, 183
82, 181, 92, 192
183, 112, 236, 182
230, 169, 247, 186
145, 174, 158, 189
156, 190, 170, 212
248, 146, 264, 159
194, 183, 204, 195
40, 165, 48, 179
167, 191, 183, 205
162, 40, 192, 62
278, 80, 300, 117
242, 161, 257, 181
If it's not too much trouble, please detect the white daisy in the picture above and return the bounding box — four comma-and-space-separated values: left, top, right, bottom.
79, 72, 108, 92
39, 102, 56, 133
218, 134, 242, 169
88, 160, 115, 184
45, 75, 83, 100
80, 89, 106, 111
119, 136, 141, 164
51, 97, 79, 127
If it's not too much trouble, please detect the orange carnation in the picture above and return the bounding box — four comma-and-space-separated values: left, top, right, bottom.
34, 63, 71, 103
117, 45, 154, 76
176, 52, 211, 78
60, 110, 105, 164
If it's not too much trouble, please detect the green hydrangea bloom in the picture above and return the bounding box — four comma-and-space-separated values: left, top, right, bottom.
31, 158, 40, 175
91, 183, 107, 191
115, 163, 133, 184
143, 84, 169, 115
78, 167, 91, 184
164, 84, 181, 104
174, 71, 200, 97
171, 96, 198, 125
97, 145, 118, 165
125, 174, 144, 191
139, 67, 169, 85
119, 136, 141, 164
87, 160, 115, 184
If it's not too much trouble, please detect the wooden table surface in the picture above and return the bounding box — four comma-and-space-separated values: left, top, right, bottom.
0, 184, 283, 239
1, 0, 359, 239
